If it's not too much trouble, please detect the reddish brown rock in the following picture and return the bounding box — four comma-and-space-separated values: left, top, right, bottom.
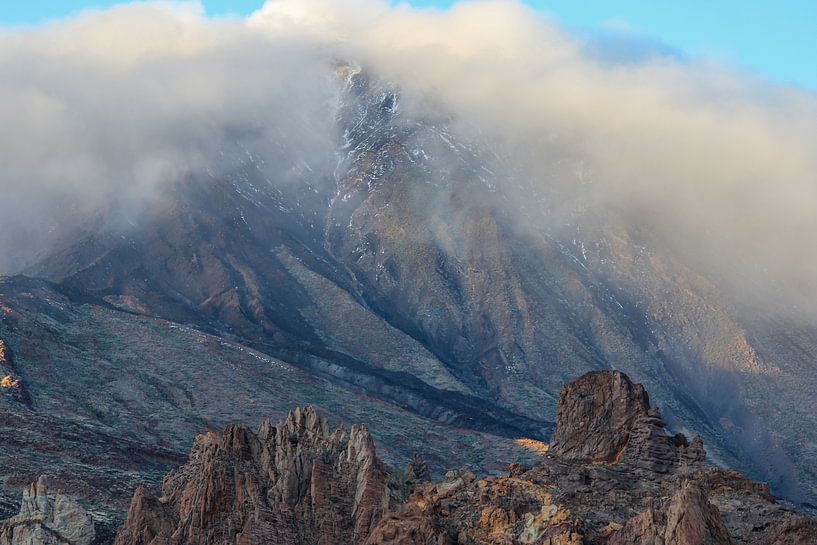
366, 470, 585, 545
760, 518, 817, 545
608, 481, 732, 545
114, 487, 176, 545
549, 371, 651, 463
550, 371, 705, 473
111, 373, 817, 545
113, 407, 390, 545
365, 371, 815, 545
664, 482, 733, 545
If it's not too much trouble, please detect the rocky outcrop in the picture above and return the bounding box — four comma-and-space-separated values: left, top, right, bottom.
365, 470, 585, 545
549, 371, 650, 463
550, 371, 705, 473
609, 481, 733, 545
364, 371, 816, 545
0, 476, 95, 545
113, 407, 391, 545
108, 372, 817, 545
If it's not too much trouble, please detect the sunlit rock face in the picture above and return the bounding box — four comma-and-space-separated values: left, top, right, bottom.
0, 340, 29, 406
0, 476, 95, 545
113, 407, 391, 545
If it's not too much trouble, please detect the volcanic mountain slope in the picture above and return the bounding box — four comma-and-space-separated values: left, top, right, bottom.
19, 66, 817, 505
0, 275, 542, 529
112, 372, 817, 545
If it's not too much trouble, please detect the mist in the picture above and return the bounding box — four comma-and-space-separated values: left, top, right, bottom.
0, 2, 337, 271
1, 0, 816, 321
256, 0, 817, 321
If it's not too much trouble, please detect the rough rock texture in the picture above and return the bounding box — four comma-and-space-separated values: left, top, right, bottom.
0, 476, 95, 545
550, 371, 705, 474
609, 481, 733, 545
365, 371, 817, 545
549, 371, 651, 463
113, 407, 392, 545
109, 372, 817, 545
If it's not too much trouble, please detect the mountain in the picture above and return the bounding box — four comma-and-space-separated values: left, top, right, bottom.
1, 64, 817, 522
0, 275, 538, 520
111, 372, 817, 545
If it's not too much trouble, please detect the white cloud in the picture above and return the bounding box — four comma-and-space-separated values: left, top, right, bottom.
1, 0, 816, 318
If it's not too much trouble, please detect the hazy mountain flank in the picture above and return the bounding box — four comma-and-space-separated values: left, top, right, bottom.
1, 3, 817, 543
1, 67, 815, 515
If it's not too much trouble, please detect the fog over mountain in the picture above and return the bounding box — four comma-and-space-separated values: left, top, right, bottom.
1, 0, 817, 525
1, 0, 815, 320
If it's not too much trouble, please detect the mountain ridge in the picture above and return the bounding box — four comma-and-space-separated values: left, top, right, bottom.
2, 66, 817, 509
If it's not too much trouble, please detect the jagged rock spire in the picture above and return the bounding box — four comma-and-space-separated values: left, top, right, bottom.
0, 475, 95, 545
114, 406, 390, 545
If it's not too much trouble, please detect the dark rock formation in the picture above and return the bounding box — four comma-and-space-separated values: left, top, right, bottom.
550, 371, 705, 473
0, 476, 95, 545
550, 371, 651, 463
403, 455, 431, 488
609, 481, 733, 545
113, 407, 391, 545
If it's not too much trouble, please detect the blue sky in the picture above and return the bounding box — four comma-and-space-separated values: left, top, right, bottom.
1, 1, 815, 92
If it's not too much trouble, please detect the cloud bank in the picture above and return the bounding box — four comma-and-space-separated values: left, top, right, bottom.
259, 0, 817, 319
1, 0, 816, 320
0, 1, 336, 269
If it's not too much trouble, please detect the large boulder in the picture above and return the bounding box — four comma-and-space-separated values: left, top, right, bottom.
549, 371, 651, 463
549, 370, 705, 472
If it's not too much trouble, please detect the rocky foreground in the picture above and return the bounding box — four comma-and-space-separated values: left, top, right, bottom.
4, 371, 815, 545
364, 372, 817, 545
